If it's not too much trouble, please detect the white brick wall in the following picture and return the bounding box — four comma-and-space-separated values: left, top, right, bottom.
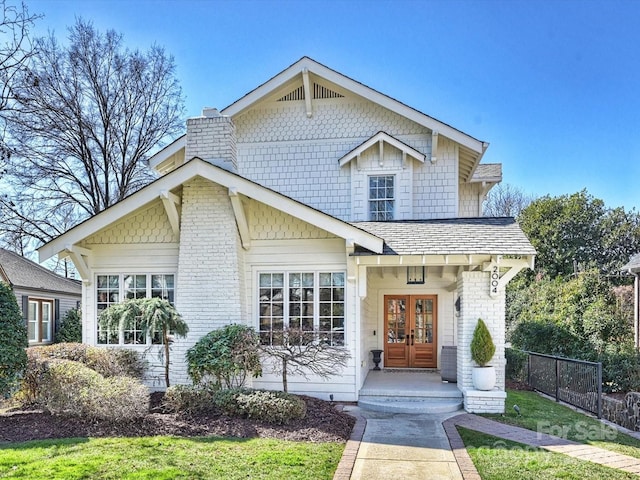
172, 177, 245, 385
457, 270, 506, 413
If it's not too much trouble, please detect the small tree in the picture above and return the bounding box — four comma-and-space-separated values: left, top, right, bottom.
186, 324, 262, 389
54, 308, 82, 343
0, 281, 27, 396
98, 297, 188, 387
260, 328, 350, 393
470, 319, 495, 367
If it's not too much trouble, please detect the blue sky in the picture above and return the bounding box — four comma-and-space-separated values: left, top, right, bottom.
26, 0, 640, 210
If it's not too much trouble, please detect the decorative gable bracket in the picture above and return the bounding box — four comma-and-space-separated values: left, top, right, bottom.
160, 190, 181, 236
483, 256, 535, 297
229, 187, 251, 250
338, 132, 426, 170
62, 244, 92, 284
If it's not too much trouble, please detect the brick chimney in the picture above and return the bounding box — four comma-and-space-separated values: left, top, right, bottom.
185, 108, 237, 172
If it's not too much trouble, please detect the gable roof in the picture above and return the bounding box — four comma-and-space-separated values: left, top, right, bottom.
150, 57, 489, 180
338, 131, 426, 168
0, 248, 81, 295
38, 158, 384, 263
352, 218, 536, 256
222, 57, 487, 180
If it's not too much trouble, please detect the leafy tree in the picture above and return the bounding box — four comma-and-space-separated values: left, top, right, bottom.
186, 324, 262, 389
260, 328, 350, 393
1, 18, 184, 248
483, 183, 533, 217
98, 297, 188, 387
0, 281, 27, 396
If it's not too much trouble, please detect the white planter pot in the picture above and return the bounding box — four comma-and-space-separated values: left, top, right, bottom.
472, 366, 496, 391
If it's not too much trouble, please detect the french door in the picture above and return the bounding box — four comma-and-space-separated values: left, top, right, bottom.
384, 295, 437, 368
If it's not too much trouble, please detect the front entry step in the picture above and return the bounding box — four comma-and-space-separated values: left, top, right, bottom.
358, 396, 463, 414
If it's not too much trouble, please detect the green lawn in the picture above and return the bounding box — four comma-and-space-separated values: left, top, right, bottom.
0, 436, 344, 479
458, 427, 638, 480
483, 389, 640, 458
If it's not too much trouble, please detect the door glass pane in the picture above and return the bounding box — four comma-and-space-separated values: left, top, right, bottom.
387, 298, 406, 343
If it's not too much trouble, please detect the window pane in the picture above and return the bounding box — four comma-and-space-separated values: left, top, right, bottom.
41, 302, 51, 342
28, 301, 37, 341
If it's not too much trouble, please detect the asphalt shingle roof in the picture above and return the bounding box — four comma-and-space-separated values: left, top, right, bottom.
352, 217, 536, 256
0, 248, 81, 295
472, 164, 502, 181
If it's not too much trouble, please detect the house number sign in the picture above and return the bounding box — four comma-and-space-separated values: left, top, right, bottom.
490, 265, 499, 297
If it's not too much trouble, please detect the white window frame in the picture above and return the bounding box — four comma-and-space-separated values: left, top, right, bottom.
96, 273, 176, 345
257, 270, 346, 347
368, 174, 395, 221
27, 298, 53, 344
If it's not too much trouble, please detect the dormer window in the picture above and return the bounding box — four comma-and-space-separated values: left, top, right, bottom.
369, 175, 395, 220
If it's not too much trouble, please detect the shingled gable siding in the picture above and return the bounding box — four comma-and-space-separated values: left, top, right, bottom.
457, 270, 507, 413
173, 177, 246, 385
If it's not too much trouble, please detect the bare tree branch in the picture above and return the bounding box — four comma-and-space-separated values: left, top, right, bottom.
1, 18, 185, 253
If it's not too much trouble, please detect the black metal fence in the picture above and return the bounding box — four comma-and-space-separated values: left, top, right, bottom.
526, 351, 602, 418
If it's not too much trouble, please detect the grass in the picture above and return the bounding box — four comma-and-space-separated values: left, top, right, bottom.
484, 389, 640, 459
458, 427, 638, 480
0, 436, 344, 479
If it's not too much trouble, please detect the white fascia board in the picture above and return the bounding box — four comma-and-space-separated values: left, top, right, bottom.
338, 131, 425, 167
221, 57, 486, 155
148, 135, 186, 170
39, 158, 384, 262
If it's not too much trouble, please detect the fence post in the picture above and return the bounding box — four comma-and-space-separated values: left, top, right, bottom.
555, 357, 560, 402
597, 362, 602, 419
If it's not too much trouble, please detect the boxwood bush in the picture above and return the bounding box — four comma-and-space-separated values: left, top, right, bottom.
43, 359, 149, 420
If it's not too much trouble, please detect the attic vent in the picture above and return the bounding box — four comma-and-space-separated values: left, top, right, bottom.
278, 86, 305, 101
313, 83, 344, 99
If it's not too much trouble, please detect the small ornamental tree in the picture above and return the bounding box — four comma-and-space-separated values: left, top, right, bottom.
186, 324, 262, 389
54, 308, 82, 343
99, 297, 188, 387
470, 318, 495, 367
0, 281, 27, 396
260, 328, 350, 393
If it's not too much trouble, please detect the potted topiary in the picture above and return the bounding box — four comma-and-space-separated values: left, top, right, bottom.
470, 318, 496, 390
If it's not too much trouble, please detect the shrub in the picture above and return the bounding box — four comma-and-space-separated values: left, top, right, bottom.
18, 343, 145, 404
54, 308, 82, 343
234, 390, 306, 424
470, 319, 495, 366
43, 359, 148, 420
599, 346, 640, 393
505, 348, 528, 382
85, 347, 145, 378
187, 325, 262, 388
164, 385, 307, 424
163, 384, 218, 413
0, 282, 28, 397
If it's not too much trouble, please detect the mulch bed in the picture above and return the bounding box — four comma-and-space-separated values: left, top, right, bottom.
0, 393, 355, 444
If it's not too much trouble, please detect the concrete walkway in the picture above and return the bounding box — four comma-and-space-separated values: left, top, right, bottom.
335, 408, 640, 479
338, 406, 464, 480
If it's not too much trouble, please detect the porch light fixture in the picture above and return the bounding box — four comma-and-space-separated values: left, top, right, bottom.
407, 266, 425, 284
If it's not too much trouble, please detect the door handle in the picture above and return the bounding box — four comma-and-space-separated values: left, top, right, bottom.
411, 329, 415, 346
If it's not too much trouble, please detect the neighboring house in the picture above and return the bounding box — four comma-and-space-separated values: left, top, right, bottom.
0, 248, 81, 345
37, 57, 535, 413
623, 253, 640, 349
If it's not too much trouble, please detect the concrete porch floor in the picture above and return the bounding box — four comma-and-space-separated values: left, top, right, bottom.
360, 369, 462, 398
358, 369, 463, 414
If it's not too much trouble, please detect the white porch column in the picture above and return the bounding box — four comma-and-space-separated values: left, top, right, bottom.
457, 270, 506, 413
